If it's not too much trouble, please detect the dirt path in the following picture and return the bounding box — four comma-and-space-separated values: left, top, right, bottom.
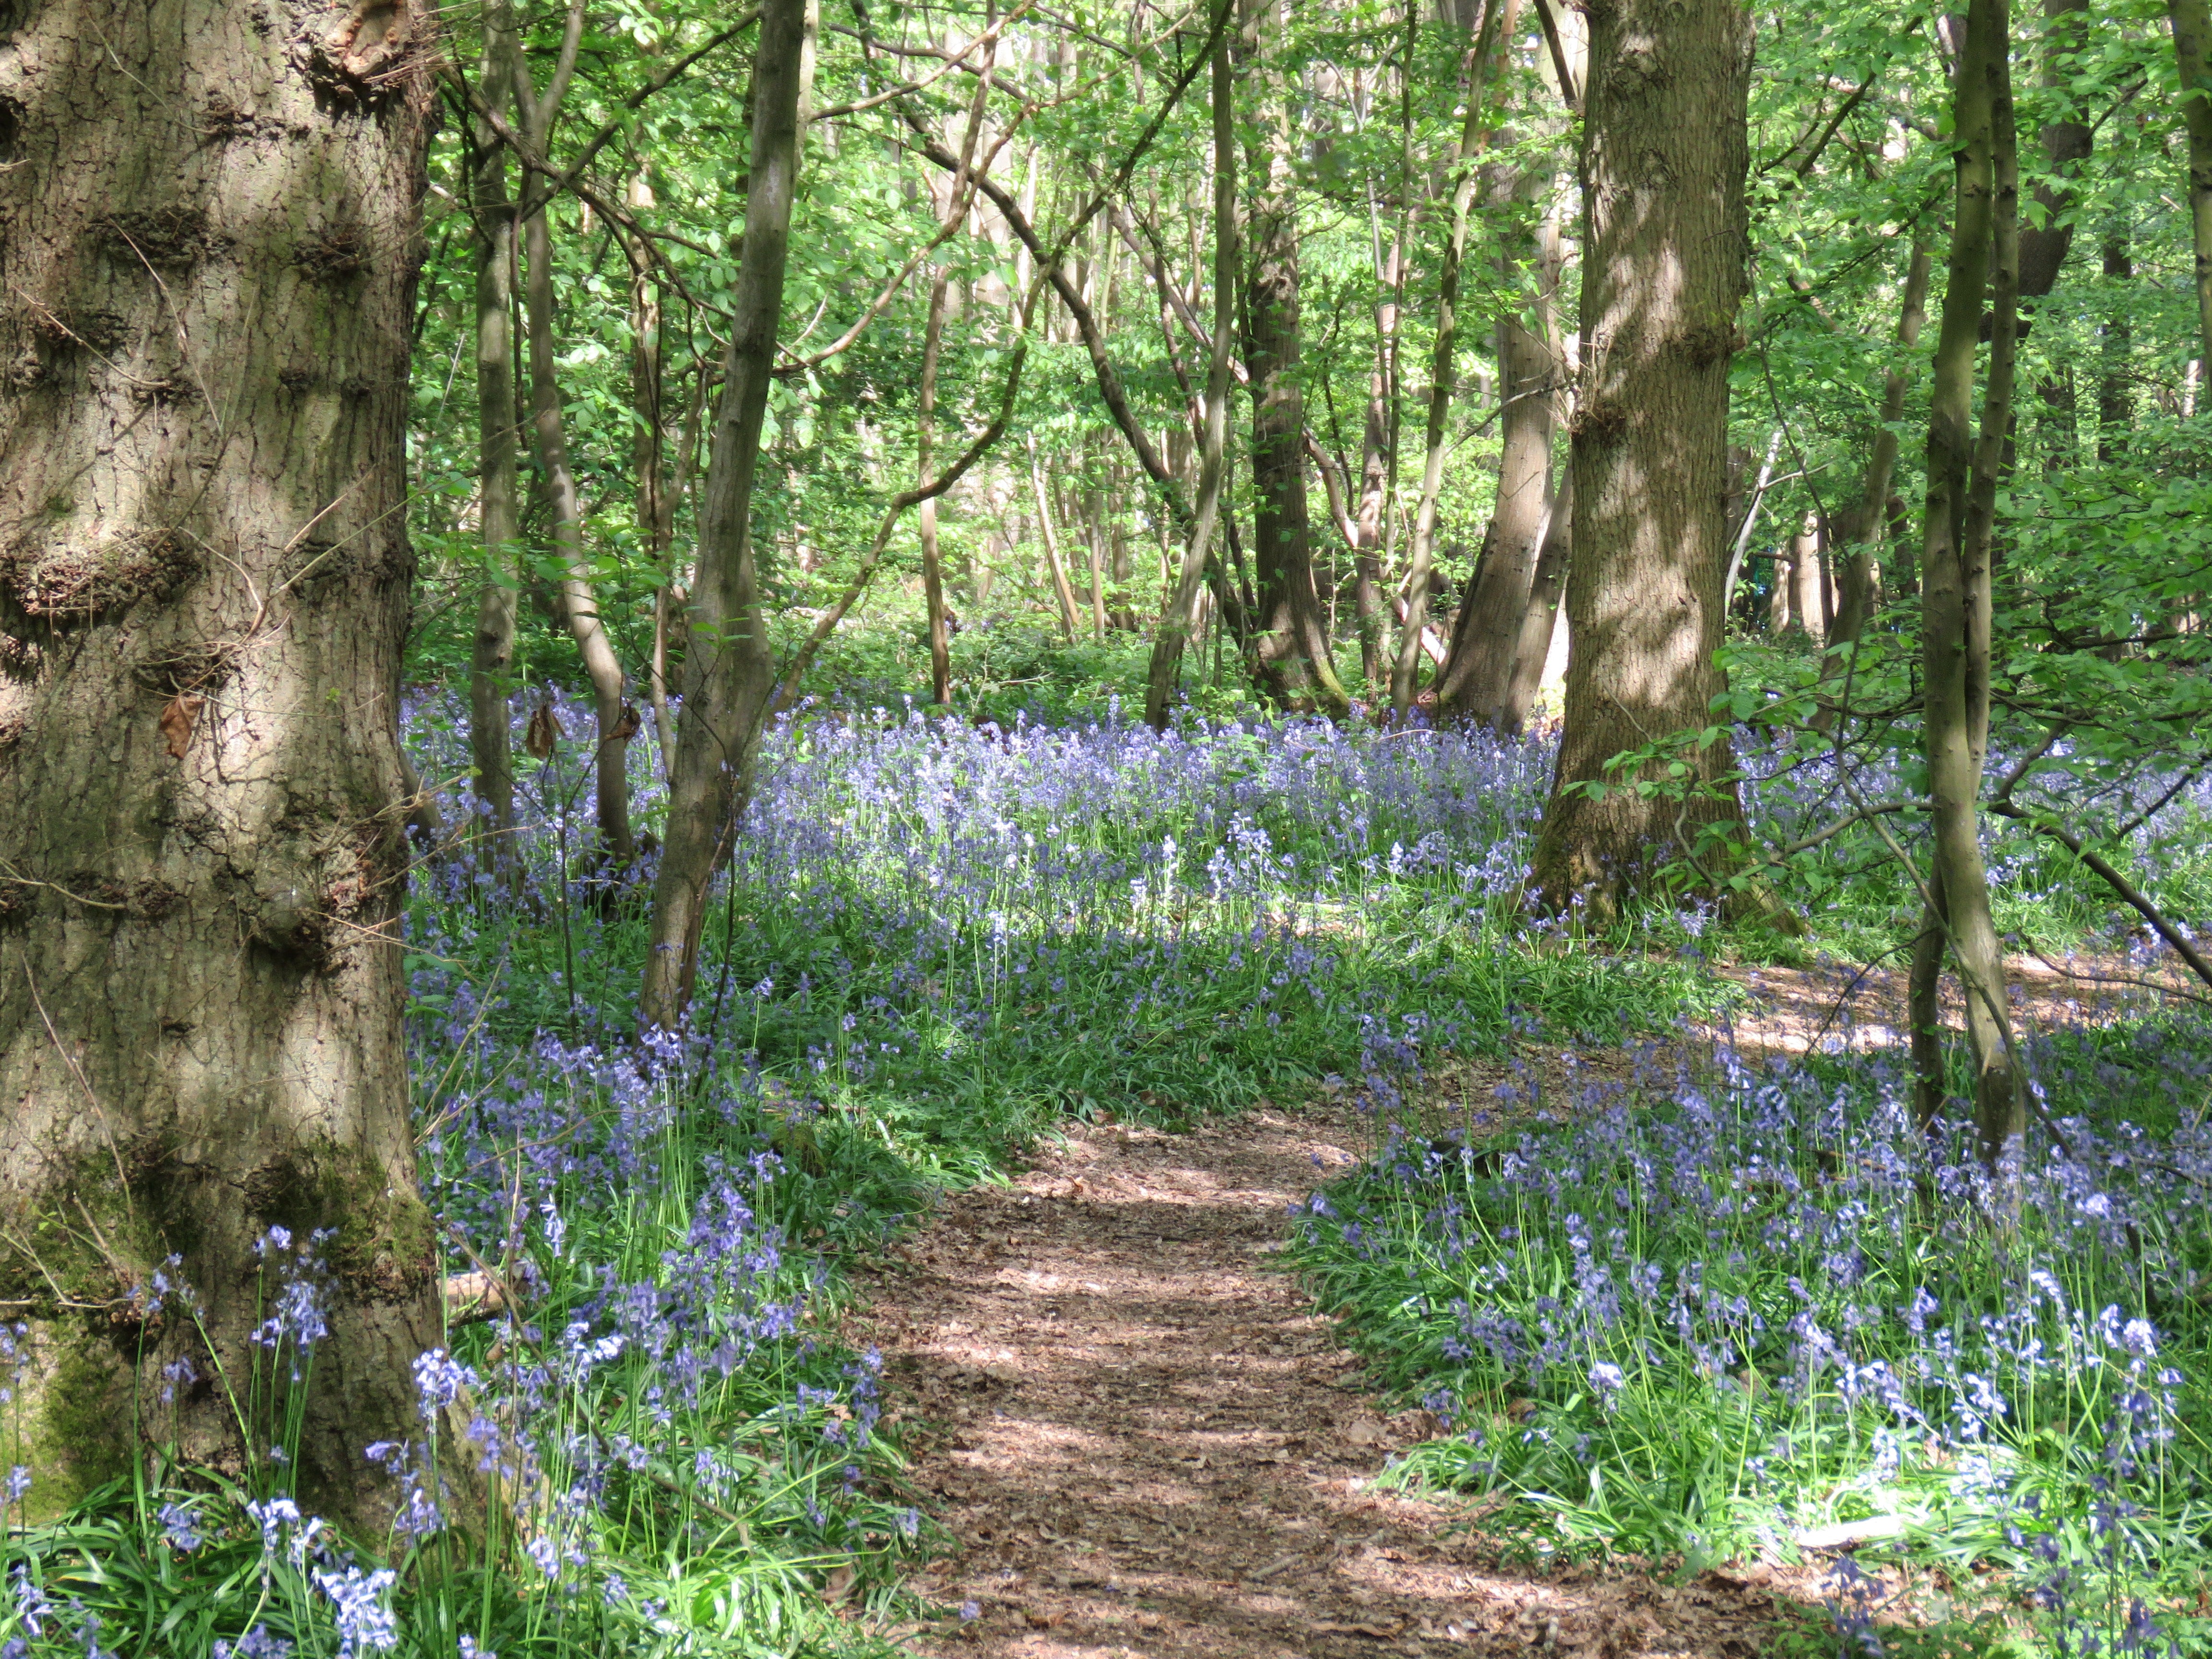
851, 1107, 1810, 1659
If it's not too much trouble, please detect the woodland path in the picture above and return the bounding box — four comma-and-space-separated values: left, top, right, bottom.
849, 1104, 1813, 1659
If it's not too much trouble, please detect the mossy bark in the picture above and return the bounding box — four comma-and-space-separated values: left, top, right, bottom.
0, 0, 439, 1533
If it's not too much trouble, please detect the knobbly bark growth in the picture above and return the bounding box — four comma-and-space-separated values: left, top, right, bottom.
1437, 181, 1563, 727
469, 0, 525, 863
514, 4, 637, 866
1392, 0, 1517, 720
0, 0, 438, 1529
641, 0, 815, 1031
1146, 36, 1240, 731
1825, 242, 1933, 659
1528, 0, 1755, 920
2169, 0, 2212, 368
1911, 0, 2022, 1167
1240, 0, 1349, 717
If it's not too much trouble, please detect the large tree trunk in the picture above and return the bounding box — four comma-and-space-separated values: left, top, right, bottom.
640, 0, 813, 1031
0, 0, 437, 1529
1146, 36, 1239, 730
469, 1, 524, 864
1240, 0, 1349, 717
2176, 0, 2212, 366
1527, 0, 1754, 920
514, 16, 635, 866
1914, 0, 2021, 1172
1436, 180, 1561, 726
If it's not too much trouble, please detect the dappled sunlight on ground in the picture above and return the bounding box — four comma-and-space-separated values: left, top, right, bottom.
846, 1107, 1889, 1658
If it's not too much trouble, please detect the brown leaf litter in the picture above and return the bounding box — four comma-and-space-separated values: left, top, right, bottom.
844, 1104, 1938, 1659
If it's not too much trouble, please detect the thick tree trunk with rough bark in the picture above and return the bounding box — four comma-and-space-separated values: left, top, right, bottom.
640, 0, 812, 1030
1239, 0, 1348, 717
1528, 0, 1754, 919
0, 0, 438, 1529
1913, 0, 2021, 1171
469, 2, 523, 861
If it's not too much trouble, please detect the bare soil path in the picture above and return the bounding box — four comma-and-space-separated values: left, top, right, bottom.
850, 1106, 1809, 1659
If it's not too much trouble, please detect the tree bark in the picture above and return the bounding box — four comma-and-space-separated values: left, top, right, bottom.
1147, 35, 1240, 730
1393, 0, 1518, 720
1914, 0, 2021, 1172
1826, 241, 1933, 655
1527, 0, 1755, 920
640, 0, 813, 1030
2174, 0, 2212, 366
0, 0, 438, 1529
919, 271, 955, 703
469, 0, 524, 864
1240, 0, 1349, 717
514, 16, 635, 867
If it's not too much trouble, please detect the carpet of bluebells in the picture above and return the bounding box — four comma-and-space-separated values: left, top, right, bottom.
2, 689, 2208, 1658
1290, 1024, 2212, 1656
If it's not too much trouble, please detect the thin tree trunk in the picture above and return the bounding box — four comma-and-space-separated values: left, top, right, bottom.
1914, 0, 2021, 1172
0, 1, 437, 1530
1436, 180, 1561, 726
630, 256, 672, 776
513, 12, 635, 865
1393, 0, 1518, 719
1352, 209, 1407, 686
651, 360, 711, 770
470, 1, 524, 868
2097, 233, 2133, 461
1528, 0, 1755, 920
1146, 36, 1239, 730
919, 271, 955, 703
1031, 440, 1083, 640
2175, 0, 2212, 366
1241, 0, 1350, 717
1498, 467, 1574, 731
1826, 242, 1934, 655
641, 0, 815, 1030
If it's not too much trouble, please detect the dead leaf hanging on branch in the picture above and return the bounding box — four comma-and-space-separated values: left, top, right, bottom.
158, 695, 203, 759
525, 702, 562, 758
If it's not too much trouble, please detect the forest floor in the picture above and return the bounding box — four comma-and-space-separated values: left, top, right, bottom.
848, 1102, 1838, 1659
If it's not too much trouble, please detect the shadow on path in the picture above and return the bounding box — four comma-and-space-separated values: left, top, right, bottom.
851, 1107, 1815, 1659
